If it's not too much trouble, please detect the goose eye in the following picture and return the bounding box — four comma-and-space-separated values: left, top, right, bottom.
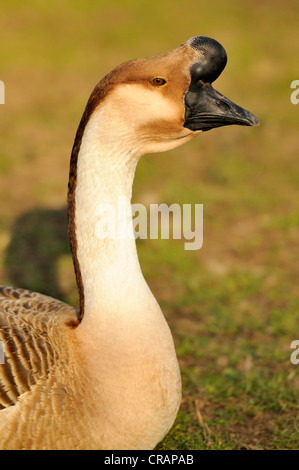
151, 77, 167, 87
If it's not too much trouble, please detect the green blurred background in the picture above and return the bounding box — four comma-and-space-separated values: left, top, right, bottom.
0, 0, 299, 449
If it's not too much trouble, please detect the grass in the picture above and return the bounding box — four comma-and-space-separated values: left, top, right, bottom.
1, 0, 299, 450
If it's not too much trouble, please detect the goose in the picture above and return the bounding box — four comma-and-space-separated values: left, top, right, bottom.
0, 36, 258, 450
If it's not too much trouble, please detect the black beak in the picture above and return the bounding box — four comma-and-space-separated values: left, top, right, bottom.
183, 36, 259, 132
184, 83, 259, 132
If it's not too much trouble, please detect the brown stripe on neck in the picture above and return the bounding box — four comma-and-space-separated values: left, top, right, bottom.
67, 75, 114, 322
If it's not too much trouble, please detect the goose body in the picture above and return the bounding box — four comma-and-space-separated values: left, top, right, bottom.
0, 37, 258, 450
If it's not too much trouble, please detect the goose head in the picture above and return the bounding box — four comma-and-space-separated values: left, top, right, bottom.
83, 36, 259, 157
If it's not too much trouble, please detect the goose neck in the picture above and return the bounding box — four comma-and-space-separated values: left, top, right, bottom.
72, 111, 151, 326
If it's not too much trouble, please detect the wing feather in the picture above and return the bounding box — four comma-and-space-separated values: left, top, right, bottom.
0, 286, 78, 411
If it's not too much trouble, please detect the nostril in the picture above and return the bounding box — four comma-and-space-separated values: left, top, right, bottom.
217, 100, 231, 111
196, 80, 205, 88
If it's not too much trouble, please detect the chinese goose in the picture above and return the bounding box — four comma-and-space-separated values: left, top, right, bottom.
0, 36, 258, 450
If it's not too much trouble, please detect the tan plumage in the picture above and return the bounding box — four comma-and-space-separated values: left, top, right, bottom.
0, 37, 258, 450
0, 286, 75, 407
0, 287, 81, 449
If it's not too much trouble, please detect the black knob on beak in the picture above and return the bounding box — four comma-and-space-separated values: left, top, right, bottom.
184, 36, 259, 132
